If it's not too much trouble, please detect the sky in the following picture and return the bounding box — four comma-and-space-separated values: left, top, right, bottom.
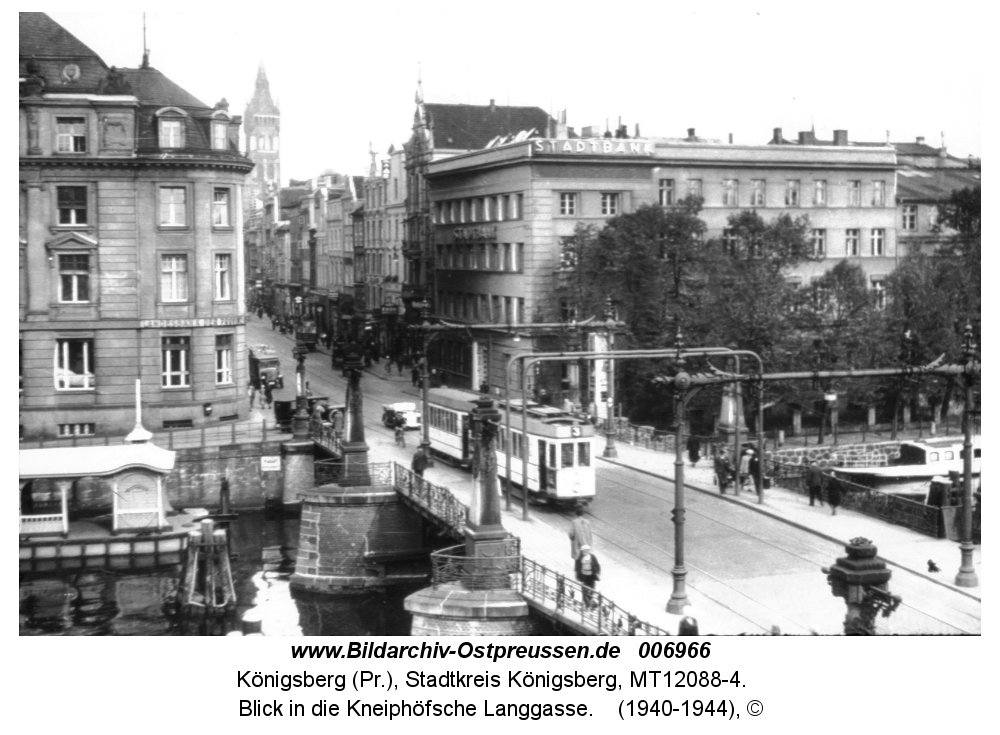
46, 2, 983, 185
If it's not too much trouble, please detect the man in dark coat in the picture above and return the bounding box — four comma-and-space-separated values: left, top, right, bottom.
806, 460, 825, 507
411, 448, 429, 478
748, 448, 761, 494
827, 476, 842, 515
715, 447, 733, 494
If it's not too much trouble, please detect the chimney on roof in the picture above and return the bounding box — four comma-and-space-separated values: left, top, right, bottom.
798, 131, 810, 145
833, 129, 848, 146
634, 123, 641, 138
916, 136, 925, 145
729, 133, 733, 144
687, 127, 697, 141
489, 99, 495, 112
939, 132, 947, 158
772, 127, 783, 144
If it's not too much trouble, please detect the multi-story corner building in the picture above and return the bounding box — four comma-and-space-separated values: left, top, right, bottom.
890, 137, 981, 256
242, 63, 280, 214
421, 126, 899, 393
402, 96, 554, 319
19, 12, 253, 439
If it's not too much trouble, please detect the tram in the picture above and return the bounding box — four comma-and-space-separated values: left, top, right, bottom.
425, 387, 597, 506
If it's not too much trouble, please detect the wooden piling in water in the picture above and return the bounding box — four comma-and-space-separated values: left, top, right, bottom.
178, 518, 236, 615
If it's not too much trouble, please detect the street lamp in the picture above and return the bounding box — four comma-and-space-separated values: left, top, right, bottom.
667, 326, 691, 614
955, 324, 979, 588
291, 342, 310, 439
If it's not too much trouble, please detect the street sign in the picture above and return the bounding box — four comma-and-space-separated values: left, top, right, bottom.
261, 456, 281, 472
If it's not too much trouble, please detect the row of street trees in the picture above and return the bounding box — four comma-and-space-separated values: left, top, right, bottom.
555, 187, 980, 433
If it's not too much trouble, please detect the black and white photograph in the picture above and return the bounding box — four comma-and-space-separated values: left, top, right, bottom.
18, 1, 980, 652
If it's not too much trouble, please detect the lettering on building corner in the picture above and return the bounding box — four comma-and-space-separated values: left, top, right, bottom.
532, 138, 655, 156
140, 316, 247, 329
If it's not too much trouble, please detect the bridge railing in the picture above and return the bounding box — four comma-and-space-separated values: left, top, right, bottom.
315, 460, 393, 488
392, 465, 468, 533
519, 557, 670, 636
309, 419, 342, 455
767, 459, 940, 537
429, 541, 522, 589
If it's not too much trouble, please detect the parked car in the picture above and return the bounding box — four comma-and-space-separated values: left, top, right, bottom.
382, 402, 422, 430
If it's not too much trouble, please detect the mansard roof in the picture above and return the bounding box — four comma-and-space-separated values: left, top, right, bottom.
423, 102, 552, 151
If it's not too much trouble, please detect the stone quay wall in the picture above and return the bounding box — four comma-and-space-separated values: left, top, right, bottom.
766, 441, 902, 469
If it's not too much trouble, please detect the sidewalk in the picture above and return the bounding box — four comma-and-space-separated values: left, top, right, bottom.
602, 441, 982, 602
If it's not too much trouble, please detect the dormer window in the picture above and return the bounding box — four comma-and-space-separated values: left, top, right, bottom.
159, 119, 184, 148
212, 121, 227, 150
56, 117, 87, 153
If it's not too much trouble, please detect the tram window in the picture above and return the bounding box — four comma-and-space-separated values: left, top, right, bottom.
511, 432, 523, 459
549, 444, 557, 469
562, 443, 575, 468
944, 451, 954, 460
578, 442, 590, 467
929, 452, 939, 462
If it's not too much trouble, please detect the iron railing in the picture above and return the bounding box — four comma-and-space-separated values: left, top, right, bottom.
519, 557, 670, 636
393, 465, 468, 534
309, 418, 342, 455
20, 421, 283, 450
429, 542, 522, 589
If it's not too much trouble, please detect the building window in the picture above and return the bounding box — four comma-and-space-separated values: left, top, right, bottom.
483, 197, 492, 221
601, 193, 619, 216
493, 196, 503, 222
56, 117, 87, 153
212, 188, 230, 226
59, 254, 90, 302
750, 180, 765, 207
687, 179, 702, 198
871, 279, 886, 310
211, 121, 227, 150
58, 422, 95, 437
723, 179, 739, 206
872, 180, 886, 207
810, 229, 826, 257
814, 180, 827, 206
902, 205, 917, 231
785, 180, 800, 207
659, 179, 675, 206
871, 228, 885, 256
215, 334, 233, 384
161, 336, 190, 387
214, 253, 232, 300
511, 194, 523, 219
722, 228, 738, 256
559, 192, 578, 216
159, 119, 184, 148
54, 338, 95, 390
57, 186, 88, 225
846, 229, 860, 256
159, 186, 187, 227
161, 255, 189, 301
848, 180, 861, 206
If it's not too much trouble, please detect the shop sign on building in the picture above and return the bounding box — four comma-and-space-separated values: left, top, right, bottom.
140, 316, 247, 329
532, 138, 655, 156
453, 226, 498, 242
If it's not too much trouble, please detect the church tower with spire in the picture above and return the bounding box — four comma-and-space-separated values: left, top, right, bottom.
243, 63, 281, 213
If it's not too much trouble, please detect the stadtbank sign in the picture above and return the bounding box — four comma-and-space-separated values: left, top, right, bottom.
532, 138, 655, 156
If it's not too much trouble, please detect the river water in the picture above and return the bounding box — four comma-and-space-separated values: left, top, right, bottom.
19, 512, 420, 636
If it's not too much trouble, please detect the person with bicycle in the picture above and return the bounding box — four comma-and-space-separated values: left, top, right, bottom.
392, 413, 406, 447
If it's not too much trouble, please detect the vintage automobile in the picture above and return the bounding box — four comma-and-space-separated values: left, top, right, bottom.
381, 402, 422, 430
249, 345, 283, 389
296, 320, 318, 351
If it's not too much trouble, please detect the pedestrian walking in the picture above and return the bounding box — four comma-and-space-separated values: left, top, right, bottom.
397, 359, 404, 377
827, 476, 842, 515
748, 448, 761, 495
305, 381, 313, 397
312, 401, 326, 422
574, 545, 601, 607
715, 447, 732, 494
248, 382, 258, 409
738, 448, 752, 493
263, 380, 274, 409
385, 357, 394, 375
686, 434, 701, 466
411, 366, 421, 387
411, 447, 429, 478
568, 506, 593, 560
806, 460, 825, 507
331, 409, 344, 439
